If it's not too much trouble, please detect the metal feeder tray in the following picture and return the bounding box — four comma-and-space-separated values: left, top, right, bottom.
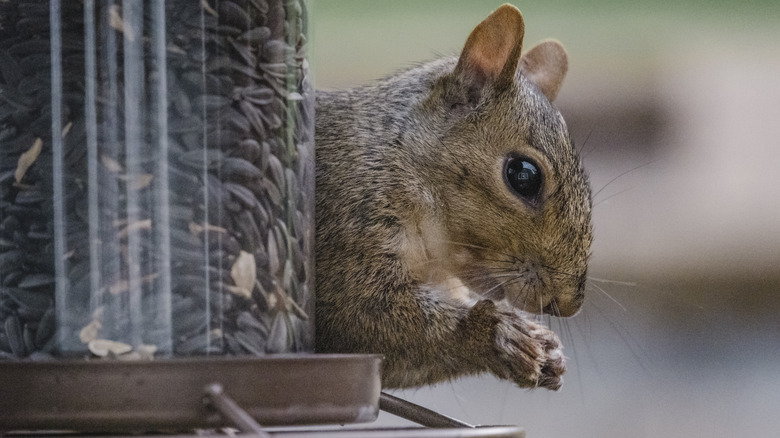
0, 354, 525, 437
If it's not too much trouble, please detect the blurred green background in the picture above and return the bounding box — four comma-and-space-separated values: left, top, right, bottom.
310, 1, 780, 437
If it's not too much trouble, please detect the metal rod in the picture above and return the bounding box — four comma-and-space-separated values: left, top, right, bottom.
203, 383, 271, 437
379, 392, 475, 428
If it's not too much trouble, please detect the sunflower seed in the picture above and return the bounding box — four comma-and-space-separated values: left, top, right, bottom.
237, 26, 271, 44
265, 312, 287, 353
205, 128, 244, 151
235, 209, 261, 252
17, 273, 55, 290
237, 310, 268, 336
0, 51, 23, 87
219, 1, 252, 30
267, 228, 280, 277
178, 148, 224, 170
248, 0, 270, 15
241, 86, 275, 106
194, 94, 232, 112
23, 323, 36, 354
34, 306, 55, 348
4, 315, 25, 357
239, 99, 267, 139
224, 332, 242, 354
2, 271, 25, 287
0, 250, 24, 271
235, 329, 266, 355
265, 2, 286, 39
261, 178, 283, 207
222, 157, 263, 181
10, 290, 52, 323
273, 221, 288, 265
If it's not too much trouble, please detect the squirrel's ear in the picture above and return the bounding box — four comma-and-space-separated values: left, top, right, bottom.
519, 40, 568, 102
454, 4, 525, 102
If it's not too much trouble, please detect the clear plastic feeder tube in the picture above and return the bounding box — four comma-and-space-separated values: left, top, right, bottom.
0, 0, 314, 359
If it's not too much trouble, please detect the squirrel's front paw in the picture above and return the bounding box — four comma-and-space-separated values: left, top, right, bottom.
495, 313, 565, 390
466, 300, 565, 390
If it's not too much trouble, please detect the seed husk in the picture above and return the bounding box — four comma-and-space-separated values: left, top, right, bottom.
230, 250, 256, 299
88, 339, 133, 357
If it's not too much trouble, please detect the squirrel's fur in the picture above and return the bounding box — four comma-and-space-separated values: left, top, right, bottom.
314, 4, 592, 389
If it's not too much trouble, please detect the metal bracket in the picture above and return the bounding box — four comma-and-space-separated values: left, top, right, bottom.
203, 383, 272, 437
379, 392, 475, 428
202, 385, 476, 432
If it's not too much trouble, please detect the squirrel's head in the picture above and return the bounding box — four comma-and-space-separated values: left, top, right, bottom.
409, 4, 592, 317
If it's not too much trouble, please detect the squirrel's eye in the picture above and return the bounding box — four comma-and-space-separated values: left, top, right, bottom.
504, 157, 542, 201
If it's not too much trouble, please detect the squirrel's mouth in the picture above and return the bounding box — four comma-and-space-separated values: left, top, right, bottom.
541, 291, 583, 317
479, 271, 584, 318
458, 260, 585, 318
509, 294, 580, 318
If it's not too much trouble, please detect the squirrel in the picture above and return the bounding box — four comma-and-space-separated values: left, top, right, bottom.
314, 4, 592, 390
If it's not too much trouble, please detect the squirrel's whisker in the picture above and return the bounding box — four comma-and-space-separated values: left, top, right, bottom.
587, 276, 637, 287
591, 159, 659, 202
592, 186, 633, 208
479, 275, 523, 297
588, 281, 627, 312
508, 279, 533, 310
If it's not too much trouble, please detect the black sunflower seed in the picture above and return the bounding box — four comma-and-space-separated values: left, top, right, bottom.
4, 315, 25, 357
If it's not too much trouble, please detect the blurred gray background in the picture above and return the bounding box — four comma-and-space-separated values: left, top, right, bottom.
310, 1, 780, 437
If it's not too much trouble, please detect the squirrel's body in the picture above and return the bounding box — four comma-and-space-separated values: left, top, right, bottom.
314, 5, 592, 389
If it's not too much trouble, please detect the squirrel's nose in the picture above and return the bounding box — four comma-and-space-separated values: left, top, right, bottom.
543, 289, 583, 317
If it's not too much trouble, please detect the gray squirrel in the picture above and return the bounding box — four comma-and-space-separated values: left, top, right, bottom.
314, 4, 592, 390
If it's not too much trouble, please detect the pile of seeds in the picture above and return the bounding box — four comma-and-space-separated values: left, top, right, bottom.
0, 0, 314, 359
